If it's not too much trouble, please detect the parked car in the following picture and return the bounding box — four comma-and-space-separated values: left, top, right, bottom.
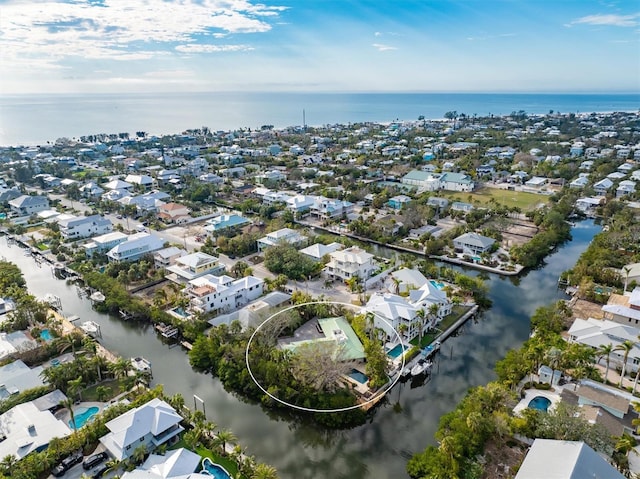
52, 450, 83, 477
83, 451, 108, 470
91, 464, 109, 479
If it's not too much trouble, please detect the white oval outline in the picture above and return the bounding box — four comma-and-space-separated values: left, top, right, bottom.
245, 300, 406, 413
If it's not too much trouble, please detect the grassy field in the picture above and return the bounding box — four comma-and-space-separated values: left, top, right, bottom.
410, 305, 472, 348
438, 187, 548, 211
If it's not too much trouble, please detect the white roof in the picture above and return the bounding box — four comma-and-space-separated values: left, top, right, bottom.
329, 246, 374, 264
104, 179, 133, 190
299, 242, 343, 260
100, 398, 183, 460
515, 439, 624, 479
176, 252, 217, 269
365, 293, 416, 321
0, 402, 71, 459
390, 268, 428, 289
124, 448, 201, 479
409, 281, 448, 305
0, 360, 44, 399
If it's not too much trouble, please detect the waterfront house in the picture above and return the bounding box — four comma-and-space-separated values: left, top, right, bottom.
602, 287, 640, 326
58, 214, 113, 240
310, 197, 354, 220
408, 281, 452, 319
452, 232, 495, 255
279, 316, 366, 361
593, 178, 614, 196
185, 274, 264, 315
568, 317, 640, 373
0, 400, 71, 460
387, 268, 428, 293
120, 448, 202, 479
299, 242, 343, 262
0, 331, 37, 360
100, 398, 184, 461
106, 232, 165, 262
257, 228, 307, 252
165, 252, 225, 283
157, 202, 191, 224
514, 439, 624, 479
153, 246, 186, 269
364, 293, 428, 343
286, 194, 317, 215
8, 195, 49, 216
325, 246, 377, 282
0, 360, 44, 400
204, 214, 250, 235
575, 197, 604, 216
84, 231, 129, 257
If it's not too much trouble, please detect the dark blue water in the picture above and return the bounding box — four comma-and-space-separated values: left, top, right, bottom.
1, 92, 638, 146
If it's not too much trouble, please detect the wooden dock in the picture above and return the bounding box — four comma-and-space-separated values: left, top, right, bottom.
181, 341, 193, 350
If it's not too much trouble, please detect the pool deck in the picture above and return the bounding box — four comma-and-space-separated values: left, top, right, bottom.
55, 401, 105, 426
513, 388, 562, 415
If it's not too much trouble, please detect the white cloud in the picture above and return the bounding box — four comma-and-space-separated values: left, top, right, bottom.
570, 13, 640, 27
372, 43, 397, 51
175, 44, 254, 53
0, 0, 286, 67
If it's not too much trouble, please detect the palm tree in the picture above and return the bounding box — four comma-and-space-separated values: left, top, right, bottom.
623, 265, 632, 293
597, 343, 614, 385
0, 454, 17, 476
428, 302, 440, 327
438, 435, 460, 479
615, 340, 636, 387
60, 397, 76, 431
214, 429, 237, 456
415, 309, 427, 346
67, 376, 84, 402
109, 357, 131, 381
131, 444, 148, 465
251, 463, 278, 479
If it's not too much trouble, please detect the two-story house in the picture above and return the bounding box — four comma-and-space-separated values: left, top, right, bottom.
106, 232, 165, 262
8, 195, 49, 216
325, 246, 377, 282
165, 252, 225, 283
185, 274, 264, 315
58, 215, 113, 240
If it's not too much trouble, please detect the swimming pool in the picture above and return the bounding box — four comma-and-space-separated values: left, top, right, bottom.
429, 280, 445, 290
348, 369, 368, 384
527, 396, 551, 412
172, 307, 189, 318
40, 329, 53, 341
69, 406, 100, 429
201, 458, 232, 479
387, 343, 405, 359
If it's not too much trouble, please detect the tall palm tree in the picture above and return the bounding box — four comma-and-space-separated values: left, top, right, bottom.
60, 397, 76, 432
615, 340, 636, 388
251, 463, 278, 479
214, 429, 237, 456
67, 376, 85, 402
597, 343, 614, 385
415, 309, 427, 346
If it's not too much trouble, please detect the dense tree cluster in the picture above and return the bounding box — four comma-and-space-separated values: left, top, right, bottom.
263, 244, 321, 281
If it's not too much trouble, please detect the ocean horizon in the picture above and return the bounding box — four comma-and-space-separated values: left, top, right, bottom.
1, 91, 638, 147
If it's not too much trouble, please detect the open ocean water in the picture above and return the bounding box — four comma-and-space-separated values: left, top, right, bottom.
0, 92, 638, 146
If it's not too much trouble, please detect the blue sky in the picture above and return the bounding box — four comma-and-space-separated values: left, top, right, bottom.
1, 0, 638, 94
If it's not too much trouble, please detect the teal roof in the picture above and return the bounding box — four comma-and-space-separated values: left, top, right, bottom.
440, 172, 473, 184
403, 170, 433, 182
282, 317, 365, 361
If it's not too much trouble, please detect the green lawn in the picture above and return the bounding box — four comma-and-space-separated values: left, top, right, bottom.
438, 187, 548, 211
82, 379, 128, 402
410, 305, 472, 348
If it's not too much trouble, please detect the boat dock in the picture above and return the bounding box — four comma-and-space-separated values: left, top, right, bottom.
181, 341, 193, 350
155, 323, 180, 339
399, 304, 479, 377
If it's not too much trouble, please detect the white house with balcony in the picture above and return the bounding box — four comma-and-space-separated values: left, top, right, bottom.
100, 398, 184, 461
58, 214, 112, 240
257, 228, 307, 251
84, 231, 129, 257
364, 293, 419, 343
185, 274, 264, 315
286, 195, 316, 215
325, 246, 377, 282
453, 232, 495, 256
439, 172, 475, 192
106, 232, 165, 262
310, 197, 354, 220
401, 170, 441, 191
165, 252, 225, 283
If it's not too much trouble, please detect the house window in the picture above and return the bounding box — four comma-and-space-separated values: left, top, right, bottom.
126, 445, 131, 450
140, 437, 144, 442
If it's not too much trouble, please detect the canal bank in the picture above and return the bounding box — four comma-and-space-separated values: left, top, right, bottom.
0, 220, 601, 479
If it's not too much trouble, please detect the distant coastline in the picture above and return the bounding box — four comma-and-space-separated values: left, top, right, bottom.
1, 91, 638, 146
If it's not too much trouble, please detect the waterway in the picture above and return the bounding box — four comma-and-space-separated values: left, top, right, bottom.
0, 219, 600, 479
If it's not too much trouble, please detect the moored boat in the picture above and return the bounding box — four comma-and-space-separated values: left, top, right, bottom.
131, 356, 152, 373
411, 359, 432, 377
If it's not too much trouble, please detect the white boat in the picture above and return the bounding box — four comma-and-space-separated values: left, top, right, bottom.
89, 291, 106, 303
80, 321, 100, 337
411, 359, 432, 377
131, 357, 152, 373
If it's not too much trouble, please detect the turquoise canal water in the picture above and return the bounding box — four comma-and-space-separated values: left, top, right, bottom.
0, 219, 601, 479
